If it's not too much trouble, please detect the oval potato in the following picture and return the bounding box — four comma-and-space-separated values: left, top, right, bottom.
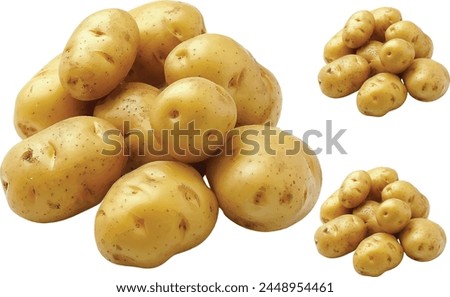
320, 190, 351, 223
379, 38, 415, 74
342, 10, 375, 49
376, 198, 411, 234
371, 7, 402, 42
323, 29, 355, 63
338, 170, 371, 209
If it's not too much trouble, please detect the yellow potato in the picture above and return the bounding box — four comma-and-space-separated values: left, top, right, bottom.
379, 38, 415, 74
320, 190, 351, 223
381, 180, 429, 218
355, 40, 386, 76
352, 200, 383, 236
95, 161, 219, 268
376, 198, 411, 234
14, 54, 93, 139
399, 218, 446, 261
314, 214, 367, 258
206, 125, 322, 231
338, 170, 371, 209
356, 73, 407, 117
323, 29, 355, 63
318, 54, 370, 98
367, 167, 398, 202
402, 58, 450, 102
353, 233, 404, 277
371, 7, 402, 42
342, 10, 375, 49
1, 116, 127, 222
128, 1, 206, 87
258, 63, 282, 126
385, 21, 433, 58
59, 9, 140, 100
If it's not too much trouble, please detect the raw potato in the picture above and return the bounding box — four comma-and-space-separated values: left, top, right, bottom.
385, 21, 433, 58
367, 166, 398, 202
376, 198, 411, 234
356, 73, 407, 117
59, 9, 140, 100
353, 233, 404, 277
381, 180, 430, 218
318, 54, 370, 98
323, 29, 354, 63
379, 38, 415, 74
338, 170, 371, 209
14, 55, 93, 139
399, 218, 446, 261
342, 10, 375, 49
371, 7, 402, 42
206, 125, 322, 231
0, 116, 127, 222
150, 77, 237, 163
320, 190, 351, 223
128, 0, 206, 87
314, 214, 367, 258
353, 200, 383, 236
258, 63, 282, 126
355, 40, 386, 76
95, 161, 219, 268
402, 58, 450, 102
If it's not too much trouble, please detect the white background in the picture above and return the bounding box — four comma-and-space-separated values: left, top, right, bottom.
1, 0, 449, 296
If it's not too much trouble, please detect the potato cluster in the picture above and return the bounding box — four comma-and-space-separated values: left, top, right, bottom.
315, 167, 446, 277
1, 1, 322, 268
318, 7, 450, 116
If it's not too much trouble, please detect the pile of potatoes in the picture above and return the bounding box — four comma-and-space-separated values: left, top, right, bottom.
0, 1, 322, 268
314, 167, 446, 277
318, 7, 450, 116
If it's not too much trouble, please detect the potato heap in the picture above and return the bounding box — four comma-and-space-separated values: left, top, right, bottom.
318, 7, 450, 116
314, 167, 446, 277
1, 1, 322, 268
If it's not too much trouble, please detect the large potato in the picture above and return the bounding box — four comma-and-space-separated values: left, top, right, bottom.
14, 55, 93, 139
1, 116, 127, 222
95, 161, 218, 268
318, 54, 370, 98
128, 1, 206, 87
206, 125, 322, 231
59, 9, 140, 100
342, 10, 375, 49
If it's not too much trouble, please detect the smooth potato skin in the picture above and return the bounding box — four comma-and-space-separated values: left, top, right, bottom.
342, 10, 375, 49
371, 7, 402, 42
338, 170, 371, 209
381, 180, 429, 218
367, 167, 398, 201
95, 161, 219, 268
59, 9, 140, 100
320, 190, 351, 223
258, 63, 282, 126
376, 198, 411, 234
1, 116, 127, 222
385, 21, 433, 58
323, 29, 355, 63
379, 38, 415, 74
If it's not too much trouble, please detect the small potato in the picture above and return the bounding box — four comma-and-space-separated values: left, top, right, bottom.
357, 73, 407, 117
376, 198, 411, 234
320, 190, 351, 223
399, 218, 446, 261
338, 170, 371, 209
371, 7, 402, 42
381, 180, 429, 218
379, 38, 415, 74
353, 233, 404, 277
95, 161, 219, 268
1, 116, 127, 222
402, 58, 450, 102
367, 166, 398, 201
323, 29, 355, 63
385, 21, 433, 58
59, 9, 140, 100
314, 214, 367, 258
342, 10, 375, 49
353, 200, 383, 236
318, 54, 370, 98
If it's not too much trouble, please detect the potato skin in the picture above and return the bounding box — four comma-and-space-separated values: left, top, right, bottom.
323, 29, 355, 63
371, 7, 402, 42
258, 63, 282, 126
352, 200, 383, 236
320, 190, 351, 223
399, 218, 446, 261
379, 38, 415, 74
367, 166, 398, 202
338, 170, 371, 209
381, 180, 429, 218
353, 233, 404, 277
59, 9, 140, 100
342, 10, 375, 49
356, 40, 386, 76
318, 54, 370, 98
314, 214, 367, 258
95, 161, 219, 268
1, 116, 127, 222
385, 21, 433, 58
376, 198, 411, 234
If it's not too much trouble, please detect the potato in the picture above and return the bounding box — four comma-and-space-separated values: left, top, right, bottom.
379, 38, 415, 73
164, 33, 275, 126
355, 40, 386, 76
14, 54, 94, 139
385, 21, 433, 58
353, 200, 383, 236
342, 10, 375, 49
314, 214, 367, 258
356, 73, 407, 117
318, 54, 370, 98
402, 58, 450, 102
353, 233, 404, 277
206, 125, 322, 231
381, 180, 429, 218
367, 167, 398, 202
149, 77, 237, 163
323, 29, 355, 63
338, 170, 371, 209
93, 82, 174, 173
95, 161, 218, 268
0, 116, 127, 222
320, 190, 351, 223
376, 198, 411, 234
371, 7, 402, 42
128, 1, 206, 87
258, 63, 282, 126
399, 218, 446, 261
59, 9, 140, 101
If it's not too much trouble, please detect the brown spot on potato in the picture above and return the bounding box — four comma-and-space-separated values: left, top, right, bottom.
169, 109, 180, 119
279, 190, 293, 204
17, 122, 37, 137
48, 201, 61, 209
95, 51, 115, 64
179, 218, 188, 232
1, 179, 8, 192
254, 186, 266, 205
178, 184, 200, 206
89, 29, 106, 37
21, 148, 37, 163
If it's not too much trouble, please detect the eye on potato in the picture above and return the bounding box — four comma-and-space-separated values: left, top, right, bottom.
342, 10, 375, 49
370, 7, 402, 42
338, 170, 371, 209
